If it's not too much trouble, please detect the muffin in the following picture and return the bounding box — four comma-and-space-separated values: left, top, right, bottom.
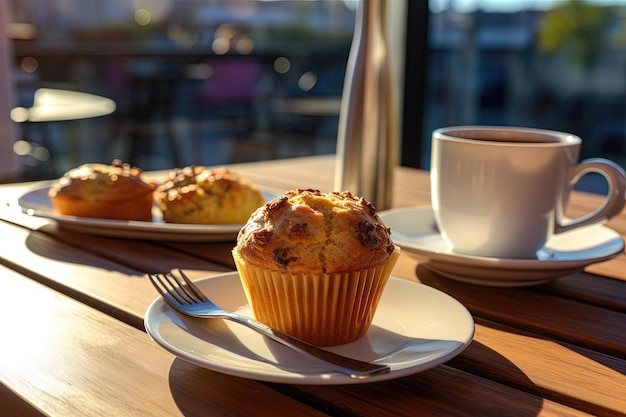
48, 160, 156, 221
156, 166, 265, 224
233, 189, 400, 346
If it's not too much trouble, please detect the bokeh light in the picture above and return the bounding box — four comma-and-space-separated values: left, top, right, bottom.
13, 140, 50, 162
21, 57, 38, 73
10, 107, 29, 123
13, 140, 31, 156
134, 9, 152, 26
236, 36, 255, 54
298, 71, 318, 91
274, 57, 291, 74
212, 37, 230, 55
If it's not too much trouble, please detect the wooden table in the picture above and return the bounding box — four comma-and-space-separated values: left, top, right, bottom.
0, 155, 624, 416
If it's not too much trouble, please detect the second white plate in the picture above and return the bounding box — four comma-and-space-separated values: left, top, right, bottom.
144, 272, 475, 385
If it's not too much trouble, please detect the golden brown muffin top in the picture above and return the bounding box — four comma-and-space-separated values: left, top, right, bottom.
48, 160, 156, 202
155, 166, 264, 224
236, 189, 395, 274
156, 166, 251, 202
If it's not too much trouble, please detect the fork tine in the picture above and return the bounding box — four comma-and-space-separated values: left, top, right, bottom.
177, 269, 209, 302
161, 272, 197, 305
151, 272, 195, 305
148, 274, 185, 306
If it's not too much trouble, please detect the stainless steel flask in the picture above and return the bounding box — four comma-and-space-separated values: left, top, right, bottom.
334, 0, 396, 210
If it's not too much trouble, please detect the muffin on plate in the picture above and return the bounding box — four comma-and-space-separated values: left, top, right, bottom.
48, 160, 156, 221
156, 166, 265, 224
233, 189, 400, 346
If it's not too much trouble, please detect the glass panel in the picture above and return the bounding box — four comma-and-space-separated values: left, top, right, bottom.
420, 0, 626, 191
5, 0, 356, 180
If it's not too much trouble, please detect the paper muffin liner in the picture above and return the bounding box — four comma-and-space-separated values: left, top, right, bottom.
232, 247, 400, 346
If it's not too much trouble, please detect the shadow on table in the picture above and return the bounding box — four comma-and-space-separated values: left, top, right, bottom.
272, 341, 544, 417
416, 262, 626, 371
22, 223, 233, 276
416, 263, 626, 409
166, 340, 545, 417
167, 358, 299, 415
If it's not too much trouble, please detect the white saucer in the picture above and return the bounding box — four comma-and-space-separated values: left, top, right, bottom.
144, 272, 474, 385
17, 187, 274, 242
379, 206, 625, 287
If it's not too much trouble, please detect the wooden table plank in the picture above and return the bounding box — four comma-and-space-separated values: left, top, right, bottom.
31, 223, 233, 275
162, 241, 239, 269
415, 265, 626, 358
387, 262, 626, 415
227, 156, 337, 194
0, 265, 329, 417
271, 366, 596, 417
450, 318, 626, 416
539, 271, 626, 312
0, 220, 230, 329
0, 385, 45, 417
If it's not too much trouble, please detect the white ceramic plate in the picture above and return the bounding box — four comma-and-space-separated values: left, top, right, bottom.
144, 272, 474, 385
379, 206, 625, 287
18, 187, 273, 242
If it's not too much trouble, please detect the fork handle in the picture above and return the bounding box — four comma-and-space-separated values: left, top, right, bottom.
227, 314, 390, 379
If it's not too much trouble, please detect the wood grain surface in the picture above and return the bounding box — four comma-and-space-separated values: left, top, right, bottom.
1, 155, 624, 416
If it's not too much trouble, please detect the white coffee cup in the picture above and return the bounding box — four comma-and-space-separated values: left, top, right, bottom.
430, 126, 626, 259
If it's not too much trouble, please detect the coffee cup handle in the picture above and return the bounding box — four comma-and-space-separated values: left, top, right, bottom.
556, 158, 626, 234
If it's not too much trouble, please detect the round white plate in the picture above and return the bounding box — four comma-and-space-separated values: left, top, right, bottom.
144, 272, 474, 385
379, 206, 625, 287
18, 187, 273, 242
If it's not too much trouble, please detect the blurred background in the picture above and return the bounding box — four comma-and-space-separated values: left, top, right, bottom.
2, 0, 626, 195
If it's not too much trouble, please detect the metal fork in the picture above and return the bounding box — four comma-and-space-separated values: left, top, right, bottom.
148, 270, 390, 379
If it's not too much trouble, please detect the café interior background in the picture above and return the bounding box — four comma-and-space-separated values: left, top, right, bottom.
2, 0, 626, 195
